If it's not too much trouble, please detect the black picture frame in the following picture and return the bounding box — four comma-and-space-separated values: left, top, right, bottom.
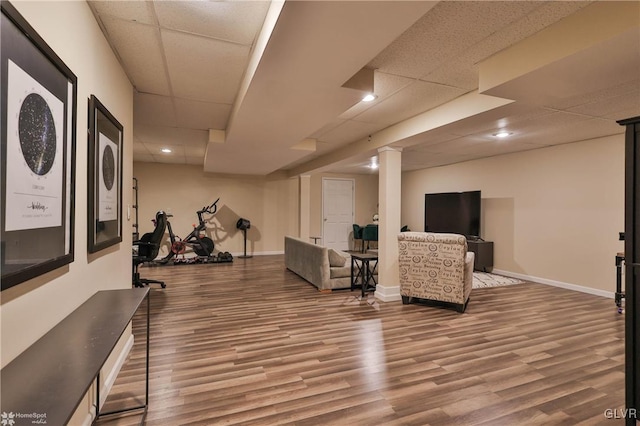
88, 95, 123, 253
1, 1, 77, 291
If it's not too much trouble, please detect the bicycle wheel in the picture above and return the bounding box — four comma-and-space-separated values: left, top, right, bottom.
194, 237, 214, 256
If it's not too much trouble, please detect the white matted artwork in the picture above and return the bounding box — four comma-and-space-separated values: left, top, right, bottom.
5, 59, 63, 231
98, 132, 118, 221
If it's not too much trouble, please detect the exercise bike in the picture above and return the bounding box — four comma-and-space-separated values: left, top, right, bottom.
157, 199, 219, 264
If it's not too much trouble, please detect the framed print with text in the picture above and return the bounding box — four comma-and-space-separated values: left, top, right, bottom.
88, 95, 123, 253
1, 1, 77, 291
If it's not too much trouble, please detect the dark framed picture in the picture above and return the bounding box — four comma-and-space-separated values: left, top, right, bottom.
88, 95, 123, 253
1, 2, 77, 291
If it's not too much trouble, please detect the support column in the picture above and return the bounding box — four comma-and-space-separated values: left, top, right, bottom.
299, 175, 311, 240
375, 147, 402, 302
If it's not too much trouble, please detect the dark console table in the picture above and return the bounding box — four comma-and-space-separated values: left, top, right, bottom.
0, 288, 150, 425
468, 240, 494, 272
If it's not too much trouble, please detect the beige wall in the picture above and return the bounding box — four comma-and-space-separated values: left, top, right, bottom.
1, 1, 133, 423
133, 163, 299, 255
309, 173, 379, 248
402, 134, 625, 293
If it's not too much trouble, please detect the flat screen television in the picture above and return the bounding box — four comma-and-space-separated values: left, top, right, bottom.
424, 190, 481, 239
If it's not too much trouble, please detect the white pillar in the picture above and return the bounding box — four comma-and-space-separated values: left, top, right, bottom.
299, 175, 311, 240
375, 147, 402, 302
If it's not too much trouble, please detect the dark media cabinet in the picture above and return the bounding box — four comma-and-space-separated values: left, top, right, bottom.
467, 240, 493, 272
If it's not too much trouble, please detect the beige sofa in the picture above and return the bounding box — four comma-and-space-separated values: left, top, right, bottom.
397, 232, 475, 312
284, 236, 352, 291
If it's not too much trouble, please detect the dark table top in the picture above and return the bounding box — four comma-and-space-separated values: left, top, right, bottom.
0, 288, 149, 425
351, 252, 379, 261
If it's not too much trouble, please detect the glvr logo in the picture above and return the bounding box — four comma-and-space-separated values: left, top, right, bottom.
1, 412, 15, 426
604, 408, 638, 419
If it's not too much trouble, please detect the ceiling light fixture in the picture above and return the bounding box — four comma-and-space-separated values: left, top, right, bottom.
362, 93, 377, 102
493, 131, 512, 138
161, 148, 172, 153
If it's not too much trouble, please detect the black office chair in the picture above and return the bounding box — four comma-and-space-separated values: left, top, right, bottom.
133, 211, 167, 288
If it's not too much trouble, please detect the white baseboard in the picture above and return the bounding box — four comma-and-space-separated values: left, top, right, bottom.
374, 284, 402, 302
492, 269, 615, 299
81, 334, 135, 426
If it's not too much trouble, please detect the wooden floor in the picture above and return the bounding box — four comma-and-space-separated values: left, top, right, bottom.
98, 255, 626, 425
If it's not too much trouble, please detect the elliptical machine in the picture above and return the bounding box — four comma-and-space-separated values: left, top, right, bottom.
158, 199, 218, 264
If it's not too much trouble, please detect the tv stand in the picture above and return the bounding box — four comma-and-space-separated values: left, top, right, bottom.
468, 240, 493, 272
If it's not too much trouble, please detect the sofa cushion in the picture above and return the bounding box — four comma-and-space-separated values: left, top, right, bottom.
328, 249, 349, 267
330, 265, 351, 279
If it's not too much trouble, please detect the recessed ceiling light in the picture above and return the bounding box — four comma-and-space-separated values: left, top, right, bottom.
362, 94, 377, 102
161, 148, 172, 153
369, 161, 379, 169
493, 131, 512, 138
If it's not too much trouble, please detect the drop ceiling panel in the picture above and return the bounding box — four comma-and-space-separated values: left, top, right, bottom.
317, 120, 385, 146
135, 124, 208, 148
162, 30, 250, 103
90, 1, 156, 25
134, 93, 176, 127
355, 81, 468, 126
133, 142, 151, 154
339, 72, 415, 120
144, 143, 186, 157
309, 119, 346, 140
133, 153, 156, 163
369, 1, 541, 79
567, 86, 640, 120
100, 16, 170, 95
154, 1, 270, 45
174, 98, 232, 131
186, 156, 204, 166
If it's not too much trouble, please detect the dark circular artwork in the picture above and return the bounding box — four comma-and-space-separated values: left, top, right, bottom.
18, 93, 57, 176
102, 145, 115, 191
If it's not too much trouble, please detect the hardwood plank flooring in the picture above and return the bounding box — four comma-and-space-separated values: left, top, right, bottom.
97, 255, 626, 425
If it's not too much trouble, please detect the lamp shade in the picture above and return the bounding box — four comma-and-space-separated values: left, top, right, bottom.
236, 218, 251, 230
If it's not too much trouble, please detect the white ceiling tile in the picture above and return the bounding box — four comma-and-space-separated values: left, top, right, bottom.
100, 16, 170, 95
90, 1, 156, 25
133, 142, 151, 154
133, 153, 156, 163
174, 98, 232, 130
162, 30, 250, 103
135, 125, 208, 147
318, 120, 385, 146
153, 154, 186, 165
144, 143, 185, 157
154, 1, 270, 45
340, 72, 415, 120
355, 81, 468, 126
185, 156, 204, 166
567, 86, 640, 121
134, 92, 176, 127
309, 119, 348, 140
368, 1, 541, 79
183, 143, 206, 158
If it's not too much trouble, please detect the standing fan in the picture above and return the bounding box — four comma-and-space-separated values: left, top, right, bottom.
236, 218, 252, 258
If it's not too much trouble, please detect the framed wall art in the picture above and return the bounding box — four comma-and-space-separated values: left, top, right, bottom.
1, 1, 77, 291
88, 95, 123, 253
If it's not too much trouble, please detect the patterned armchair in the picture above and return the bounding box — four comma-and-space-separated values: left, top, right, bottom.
397, 232, 475, 313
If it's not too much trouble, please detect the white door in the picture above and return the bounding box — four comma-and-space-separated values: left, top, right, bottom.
322, 178, 354, 250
